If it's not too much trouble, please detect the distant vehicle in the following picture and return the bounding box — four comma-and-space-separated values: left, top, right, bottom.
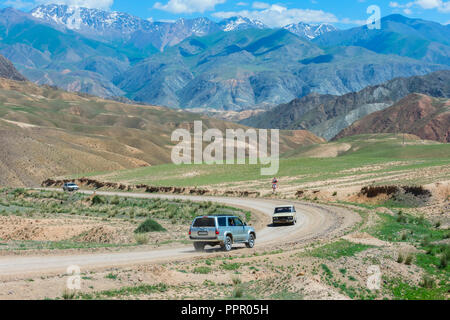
189, 215, 256, 252
63, 183, 79, 192
272, 205, 297, 225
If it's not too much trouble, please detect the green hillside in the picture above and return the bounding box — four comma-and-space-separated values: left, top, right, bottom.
81, 134, 450, 188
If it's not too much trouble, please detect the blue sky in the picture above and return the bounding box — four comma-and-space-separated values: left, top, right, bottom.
1, 0, 449, 28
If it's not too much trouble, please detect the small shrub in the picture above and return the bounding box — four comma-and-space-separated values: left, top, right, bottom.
420, 275, 435, 288
91, 195, 104, 205
134, 234, 149, 245
233, 286, 244, 298
404, 254, 414, 265
62, 289, 76, 300
402, 186, 431, 198
361, 186, 399, 198
397, 254, 404, 264
110, 196, 120, 205
421, 236, 431, 247
231, 276, 242, 285
396, 212, 407, 223
134, 218, 166, 233
439, 255, 448, 269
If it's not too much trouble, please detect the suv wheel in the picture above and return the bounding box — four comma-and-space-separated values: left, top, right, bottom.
194, 242, 205, 252
222, 236, 233, 252
246, 234, 255, 248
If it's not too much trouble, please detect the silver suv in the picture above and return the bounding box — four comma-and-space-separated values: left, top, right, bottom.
189, 215, 256, 252
62, 183, 79, 192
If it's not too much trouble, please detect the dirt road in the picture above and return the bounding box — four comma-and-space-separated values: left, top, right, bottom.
0, 190, 359, 278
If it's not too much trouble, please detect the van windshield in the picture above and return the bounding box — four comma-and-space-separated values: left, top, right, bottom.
274, 207, 292, 214
193, 218, 215, 227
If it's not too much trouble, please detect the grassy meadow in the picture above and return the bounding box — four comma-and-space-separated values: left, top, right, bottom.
76, 134, 450, 189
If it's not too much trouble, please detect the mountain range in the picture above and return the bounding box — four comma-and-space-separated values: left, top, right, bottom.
314, 14, 450, 66
334, 93, 449, 143
29, 4, 334, 50
0, 5, 449, 112
242, 70, 450, 140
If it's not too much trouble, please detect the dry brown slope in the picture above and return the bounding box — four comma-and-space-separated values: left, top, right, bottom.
334, 93, 450, 143
0, 54, 26, 82
0, 79, 323, 187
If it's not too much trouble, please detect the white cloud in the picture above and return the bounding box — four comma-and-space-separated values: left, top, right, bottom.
252, 1, 270, 9
3, 0, 114, 10
390, 0, 450, 13
154, 0, 226, 14
213, 4, 342, 27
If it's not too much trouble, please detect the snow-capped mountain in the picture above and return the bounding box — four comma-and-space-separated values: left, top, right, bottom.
31, 4, 152, 35
218, 16, 267, 32
284, 22, 338, 39
31, 5, 267, 36
30, 4, 336, 50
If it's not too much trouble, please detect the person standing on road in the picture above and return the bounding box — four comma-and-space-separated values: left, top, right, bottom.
272, 177, 278, 193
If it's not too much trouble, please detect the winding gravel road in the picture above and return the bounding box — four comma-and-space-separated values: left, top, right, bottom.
0, 190, 360, 278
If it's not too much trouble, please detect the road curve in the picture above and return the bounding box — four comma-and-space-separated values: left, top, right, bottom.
0, 190, 360, 277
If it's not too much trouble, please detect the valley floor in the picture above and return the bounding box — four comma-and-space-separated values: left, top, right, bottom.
0, 134, 448, 300
0, 185, 448, 300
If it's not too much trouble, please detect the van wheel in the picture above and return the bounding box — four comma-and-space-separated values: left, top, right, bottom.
246, 234, 255, 248
222, 236, 233, 252
194, 242, 205, 252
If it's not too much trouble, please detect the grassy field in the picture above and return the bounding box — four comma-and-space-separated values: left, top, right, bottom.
78, 134, 450, 190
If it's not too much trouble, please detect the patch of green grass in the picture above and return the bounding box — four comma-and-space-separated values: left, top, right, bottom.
0, 189, 245, 229
193, 266, 212, 274
308, 240, 374, 259
78, 283, 168, 299
321, 264, 333, 278
0, 240, 130, 251
385, 278, 446, 300
221, 262, 241, 271
368, 212, 446, 244
415, 246, 450, 275
81, 134, 450, 188
105, 273, 118, 280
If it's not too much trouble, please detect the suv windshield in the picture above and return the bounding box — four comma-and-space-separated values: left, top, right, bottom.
193, 218, 216, 227
275, 207, 293, 214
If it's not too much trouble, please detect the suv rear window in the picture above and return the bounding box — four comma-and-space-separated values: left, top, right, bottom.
193, 218, 216, 227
